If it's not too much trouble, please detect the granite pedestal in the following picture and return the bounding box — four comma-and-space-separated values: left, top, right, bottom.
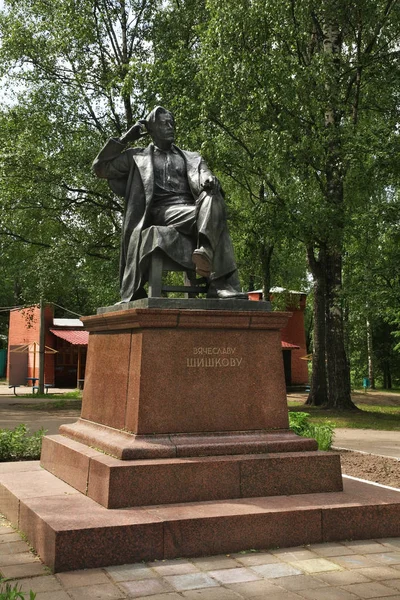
41, 303, 342, 507
1, 301, 399, 571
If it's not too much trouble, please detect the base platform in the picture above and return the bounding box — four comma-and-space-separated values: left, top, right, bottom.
1, 461, 399, 573
96, 297, 272, 313
40, 434, 342, 508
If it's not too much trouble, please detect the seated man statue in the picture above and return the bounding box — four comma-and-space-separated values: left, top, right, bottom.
93, 106, 247, 301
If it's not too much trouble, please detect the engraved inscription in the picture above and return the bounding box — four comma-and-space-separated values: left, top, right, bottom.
187, 347, 243, 368
193, 347, 236, 355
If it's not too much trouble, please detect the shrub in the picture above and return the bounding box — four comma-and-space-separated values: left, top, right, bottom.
0, 579, 36, 599
0, 425, 46, 462
288, 411, 310, 435
289, 411, 335, 451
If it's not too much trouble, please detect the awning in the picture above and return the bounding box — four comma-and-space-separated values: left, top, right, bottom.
281, 341, 300, 350
50, 329, 89, 345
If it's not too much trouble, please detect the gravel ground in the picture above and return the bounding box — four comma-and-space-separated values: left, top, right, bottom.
339, 449, 400, 488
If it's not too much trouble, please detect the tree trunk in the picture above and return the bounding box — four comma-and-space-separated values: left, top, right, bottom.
258, 183, 274, 299
383, 361, 392, 389
306, 246, 328, 406
317, 13, 357, 410
325, 250, 357, 409
13, 279, 23, 305
366, 317, 375, 389
260, 243, 274, 299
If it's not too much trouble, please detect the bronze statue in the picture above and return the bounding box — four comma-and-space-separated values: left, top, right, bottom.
93, 106, 246, 301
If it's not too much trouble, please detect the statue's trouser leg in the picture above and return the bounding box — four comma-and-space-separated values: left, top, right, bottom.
150, 204, 195, 234
196, 193, 243, 293
150, 192, 225, 252
150, 196, 240, 289
195, 191, 225, 251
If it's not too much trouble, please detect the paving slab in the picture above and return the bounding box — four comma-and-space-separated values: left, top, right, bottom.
0, 513, 400, 599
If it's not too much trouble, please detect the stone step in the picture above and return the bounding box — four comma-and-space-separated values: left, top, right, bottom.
41, 434, 342, 508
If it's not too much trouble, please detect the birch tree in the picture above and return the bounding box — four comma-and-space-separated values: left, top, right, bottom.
197, 0, 400, 408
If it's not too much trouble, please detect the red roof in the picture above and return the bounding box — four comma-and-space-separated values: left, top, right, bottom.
281, 341, 300, 349
50, 329, 89, 345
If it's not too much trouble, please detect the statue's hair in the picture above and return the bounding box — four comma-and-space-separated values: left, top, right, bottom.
145, 106, 174, 131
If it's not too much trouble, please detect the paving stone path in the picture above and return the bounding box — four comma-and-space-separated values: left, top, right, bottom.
1, 518, 400, 599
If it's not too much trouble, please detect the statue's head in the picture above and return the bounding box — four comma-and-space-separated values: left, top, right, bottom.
145, 106, 175, 148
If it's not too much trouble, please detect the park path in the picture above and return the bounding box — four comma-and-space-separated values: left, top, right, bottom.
333, 428, 400, 460
0, 386, 79, 434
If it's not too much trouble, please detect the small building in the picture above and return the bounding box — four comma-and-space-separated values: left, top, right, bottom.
248, 288, 309, 387
7, 305, 88, 388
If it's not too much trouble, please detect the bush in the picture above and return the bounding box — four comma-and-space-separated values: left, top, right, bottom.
289, 411, 335, 451
0, 579, 36, 599
0, 425, 46, 462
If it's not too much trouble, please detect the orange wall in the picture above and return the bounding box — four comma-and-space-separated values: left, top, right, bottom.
7, 305, 55, 385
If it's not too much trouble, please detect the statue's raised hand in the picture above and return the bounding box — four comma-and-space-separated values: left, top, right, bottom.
119, 120, 147, 145
202, 175, 221, 193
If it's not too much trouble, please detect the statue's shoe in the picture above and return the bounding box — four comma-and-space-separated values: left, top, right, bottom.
192, 246, 213, 277
207, 283, 248, 300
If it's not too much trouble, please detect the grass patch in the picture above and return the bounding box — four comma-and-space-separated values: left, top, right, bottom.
0, 579, 36, 599
288, 402, 400, 430
0, 425, 46, 461
17, 399, 82, 411
18, 390, 82, 400
360, 404, 400, 415
354, 387, 400, 394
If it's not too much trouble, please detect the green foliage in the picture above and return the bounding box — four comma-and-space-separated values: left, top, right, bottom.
0, 425, 46, 461
303, 421, 336, 452
343, 183, 400, 389
288, 411, 310, 435
0, 578, 36, 599
196, 0, 400, 404
289, 411, 335, 451
0, 0, 158, 313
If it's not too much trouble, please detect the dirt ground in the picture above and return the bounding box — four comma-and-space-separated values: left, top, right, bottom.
340, 390, 400, 488
338, 450, 400, 488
